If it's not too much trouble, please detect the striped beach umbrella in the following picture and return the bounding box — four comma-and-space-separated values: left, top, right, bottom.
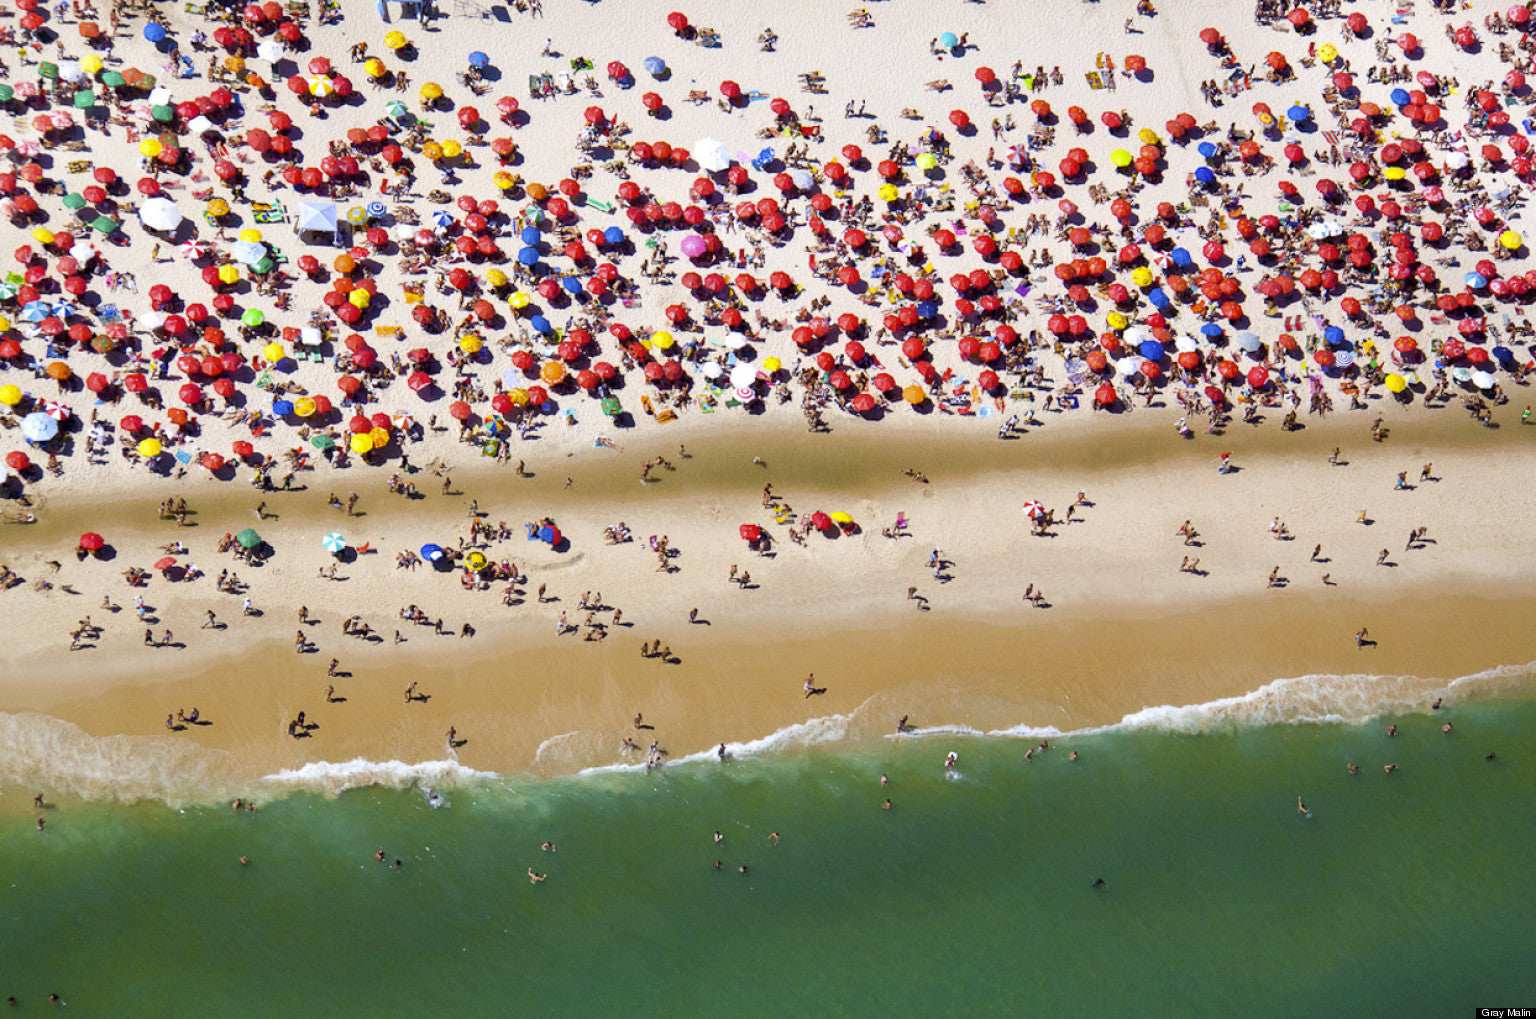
322, 532, 347, 553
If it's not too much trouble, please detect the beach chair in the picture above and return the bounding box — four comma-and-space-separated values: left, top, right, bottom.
67, 160, 92, 174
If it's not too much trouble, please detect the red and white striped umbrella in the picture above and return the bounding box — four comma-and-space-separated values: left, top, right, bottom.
42, 400, 71, 421
1021, 500, 1045, 519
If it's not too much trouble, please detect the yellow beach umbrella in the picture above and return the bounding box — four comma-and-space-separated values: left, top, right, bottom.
651, 330, 674, 350
262, 342, 285, 362
440, 139, 463, 159
508, 388, 530, 406
421, 141, 443, 161
206, 197, 230, 217
81, 54, 103, 74
369, 426, 390, 447
139, 138, 162, 158
459, 334, 483, 353
509, 291, 531, 309
292, 396, 317, 417
762, 356, 781, 373
1384, 373, 1407, 393
0, 384, 22, 406
137, 437, 162, 458
465, 551, 488, 571
1109, 149, 1133, 168
218, 264, 240, 285
364, 58, 386, 78
877, 183, 899, 202
494, 171, 517, 190
485, 268, 508, 288
1130, 266, 1154, 288
349, 433, 373, 454
420, 81, 443, 101
1105, 311, 1128, 331
1317, 42, 1339, 63
348, 289, 371, 309
384, 30, 408, 50
238, 228, 262, 243
1500, 230, 1522, 250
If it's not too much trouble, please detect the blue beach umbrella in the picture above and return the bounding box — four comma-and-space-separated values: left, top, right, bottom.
751, 148, 775, 170
272, 398, 294, 416
1200, 322, 1224, 339
20, 412, 58, 443
1390, 88, 1410, 106
322, 532, 347, 553
916, 300, 938, 319
1193, 167, 1216, 185
603, 226, 624, 245
530, 315, 551, 333
420, 543, 445, 562
562, 276, 583, 295
1465, 272, 1488, 289
1147, 287, 1171, 309
1287, 105, 1311, 122
1492, 345, 1514, 362
468, 51, 490, 68
1197, 141, 1218, 160
431, 210, 455, 229
1324, 325, 1345, 346
1169, 247, 1193, 268
520, 225, 541, 244
518, 246, 540, 266
939, 31, 959, 48
144, 22, 167, 42
366, 201, 388, 219
1138, 339, 1166, 362
644, 56, 666, 77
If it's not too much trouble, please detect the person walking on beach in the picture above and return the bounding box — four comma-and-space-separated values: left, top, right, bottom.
1356, 627, 1370, 647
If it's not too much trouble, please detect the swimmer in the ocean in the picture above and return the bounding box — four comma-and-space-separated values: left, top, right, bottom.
1297, 796, 1310, 816
945, 751, 957, 770
528, 868, 546, 883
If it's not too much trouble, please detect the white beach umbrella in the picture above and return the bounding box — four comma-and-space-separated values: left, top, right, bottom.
1472, 370, 1497, 389
695, 137, 731, 173
729, 363, 759, 390
138, 196, 184, 232
1116, 356, 1145, 377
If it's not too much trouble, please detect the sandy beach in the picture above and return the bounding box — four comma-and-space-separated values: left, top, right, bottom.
3, 0, 1536, 803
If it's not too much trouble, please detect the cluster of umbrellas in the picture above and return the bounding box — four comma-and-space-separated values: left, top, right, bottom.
1, 3, 1534, 489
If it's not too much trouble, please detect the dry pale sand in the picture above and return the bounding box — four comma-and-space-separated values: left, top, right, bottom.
4, 0, 1536, 803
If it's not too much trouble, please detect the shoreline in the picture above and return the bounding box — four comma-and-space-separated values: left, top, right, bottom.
6, 417, 1536, 805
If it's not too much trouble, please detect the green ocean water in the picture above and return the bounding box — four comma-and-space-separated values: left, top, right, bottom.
2, 697, 1533, 1016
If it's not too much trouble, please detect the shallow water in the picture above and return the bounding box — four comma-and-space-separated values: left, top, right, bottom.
2, 693, 1532, 1015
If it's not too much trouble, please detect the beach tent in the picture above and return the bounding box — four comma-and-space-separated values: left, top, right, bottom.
235, 528, 263, 549
295, 201, 342, 244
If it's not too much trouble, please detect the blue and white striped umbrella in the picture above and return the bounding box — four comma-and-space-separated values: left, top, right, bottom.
322, 532, 347, 553
366, 201, 388, 219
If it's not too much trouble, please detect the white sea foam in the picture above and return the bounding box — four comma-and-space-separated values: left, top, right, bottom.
260, 757, 501, 797
577, 711, 855, 776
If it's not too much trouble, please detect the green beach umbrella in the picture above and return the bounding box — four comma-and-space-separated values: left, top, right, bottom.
100, 71, 124, 88
384, 100, 407, 118
90, 215, 119, 234
253, 257, 274, 275
310, 433, 336, 451
234, 528, 262, 550
61, 192, 86, 210
241, 308, 265, 328
151, 104, 175, 123
0, 84, 13, 101
73, 89, 96, 109
38, 62, 58, 80
600, 396, 622, 417
0, 282, 17, 301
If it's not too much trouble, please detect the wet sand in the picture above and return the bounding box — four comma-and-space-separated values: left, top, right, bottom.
5, 412, 1536, 802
